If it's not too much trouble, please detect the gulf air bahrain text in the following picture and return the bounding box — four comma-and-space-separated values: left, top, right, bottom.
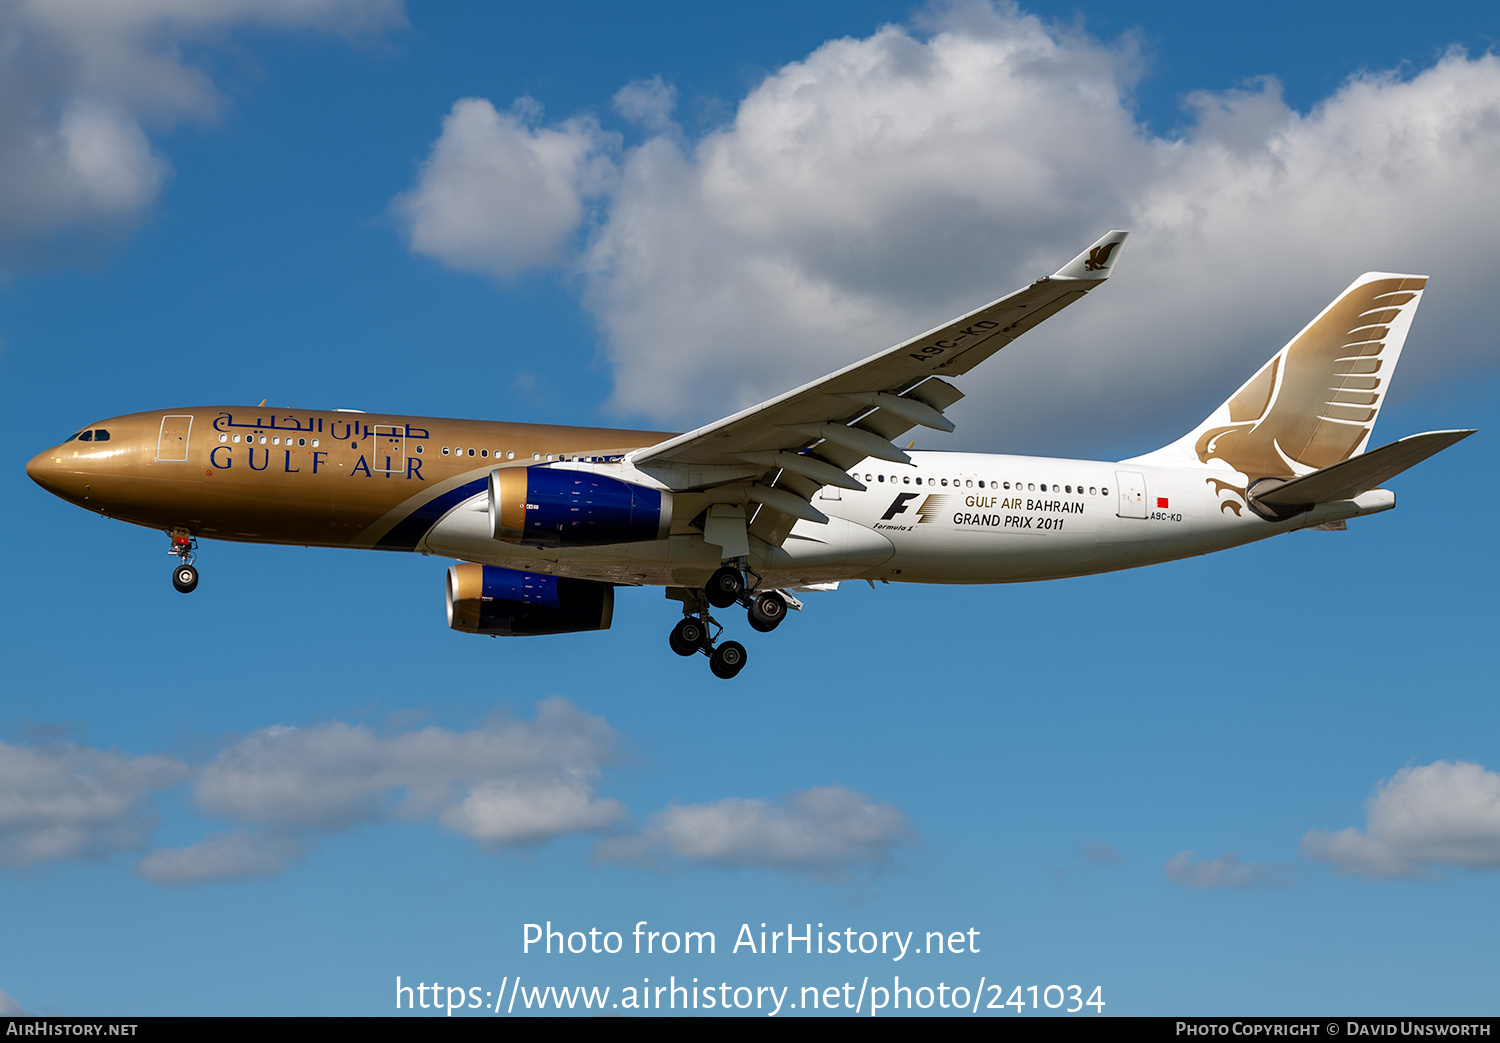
26, 231, 1473, 679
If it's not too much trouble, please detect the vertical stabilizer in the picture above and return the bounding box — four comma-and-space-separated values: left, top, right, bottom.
1132, 273, 1427, 498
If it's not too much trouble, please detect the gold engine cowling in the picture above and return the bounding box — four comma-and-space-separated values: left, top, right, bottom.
489, 467, 671, 547
446, 563, 615, 636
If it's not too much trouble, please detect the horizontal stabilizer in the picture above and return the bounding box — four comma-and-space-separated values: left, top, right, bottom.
1254, 429, 1475, 507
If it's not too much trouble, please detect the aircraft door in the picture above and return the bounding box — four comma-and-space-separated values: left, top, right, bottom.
1115, 470, 1147, 518
156, 415, 193, 462
373, 425, 405, 473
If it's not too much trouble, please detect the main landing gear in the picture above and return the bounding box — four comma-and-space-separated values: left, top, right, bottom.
667, 564, 795, 680
168, 530, 199, 594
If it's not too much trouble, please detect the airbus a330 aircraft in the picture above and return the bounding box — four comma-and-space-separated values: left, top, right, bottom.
27, 232, 1473, 678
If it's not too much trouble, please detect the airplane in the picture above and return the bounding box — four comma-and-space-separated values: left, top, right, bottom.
25, 231, 1474, 679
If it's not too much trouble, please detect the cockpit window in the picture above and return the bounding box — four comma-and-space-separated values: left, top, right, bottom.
93, 429, 110, 441
64, 432, 80, 442
78, 430, 94, 442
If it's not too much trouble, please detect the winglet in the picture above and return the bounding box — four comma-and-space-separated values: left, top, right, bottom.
1053, 230, 1129, 281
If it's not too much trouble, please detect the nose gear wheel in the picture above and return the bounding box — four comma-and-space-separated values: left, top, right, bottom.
167, 529, 200, 594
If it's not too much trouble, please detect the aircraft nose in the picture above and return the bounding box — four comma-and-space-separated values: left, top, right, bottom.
25, 448, 62, 492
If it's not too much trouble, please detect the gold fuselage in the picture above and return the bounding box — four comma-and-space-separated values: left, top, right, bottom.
26, 407, 671, 550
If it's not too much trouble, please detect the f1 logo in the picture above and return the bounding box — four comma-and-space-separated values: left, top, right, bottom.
881, 492, 920, 521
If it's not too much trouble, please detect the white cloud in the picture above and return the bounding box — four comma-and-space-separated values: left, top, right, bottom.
440, 779, 625, 846
1081, 840, 1124, 865
1162, 850, 1293, 890
189, 696, 624, 846
1301, 761, 1500, 878
0, 988, 25, 1015
0, 0, 404, 270
0, 740, 188, 866
393, 98, 618, 278
135, 831, 300, 886
596, 785, 913, 874
399, 3, 1500, 452
613, 76, 678, 134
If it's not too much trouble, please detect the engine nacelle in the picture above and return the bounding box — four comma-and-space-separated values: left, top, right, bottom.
489, 466, 671, 547
446, 563, 614, 636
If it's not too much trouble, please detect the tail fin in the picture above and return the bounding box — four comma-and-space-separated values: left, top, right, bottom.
1134, 272, 1428, 483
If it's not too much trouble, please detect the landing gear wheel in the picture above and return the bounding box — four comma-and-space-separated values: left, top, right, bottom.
709, 640, 747, 679
172, 563, 199, 594
669, 617, 708, 657
705, 566, 745, 609
747, 591, 787, 632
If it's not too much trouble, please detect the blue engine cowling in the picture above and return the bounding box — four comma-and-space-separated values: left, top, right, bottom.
446, 563, 614, 636
489, 466, 671, 547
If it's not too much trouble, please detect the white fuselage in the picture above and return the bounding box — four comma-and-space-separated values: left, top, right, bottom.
419, 451, 1392, 590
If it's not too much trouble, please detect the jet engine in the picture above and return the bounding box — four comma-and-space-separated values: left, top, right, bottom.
446, 563, 614, 636
489, 467, 671, 547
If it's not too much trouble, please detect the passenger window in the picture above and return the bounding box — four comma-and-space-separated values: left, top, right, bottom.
878, 474, 885, 482
94, 430, 110, 441
1102, 487, 1109, 496
1028, 483, 1035, 491
965, 480, 972, 488
903, 476, 910, 485
507, 451, 515, 460
442, 447, 450, 455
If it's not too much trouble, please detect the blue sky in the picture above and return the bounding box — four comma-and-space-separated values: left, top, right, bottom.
3, 0, 1498, 1016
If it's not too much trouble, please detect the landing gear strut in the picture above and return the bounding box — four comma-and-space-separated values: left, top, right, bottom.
664, 563, 800, 678
168, 530, 199, 594
665, 584, 748, 679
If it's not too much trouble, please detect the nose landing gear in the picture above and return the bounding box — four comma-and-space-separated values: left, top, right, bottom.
168, 530, 199, 594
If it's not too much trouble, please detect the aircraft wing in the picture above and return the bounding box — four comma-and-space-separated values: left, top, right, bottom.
629, 231, 1128, 547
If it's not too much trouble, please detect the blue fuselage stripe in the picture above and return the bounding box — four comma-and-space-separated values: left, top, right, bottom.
375, 478, 488, 550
